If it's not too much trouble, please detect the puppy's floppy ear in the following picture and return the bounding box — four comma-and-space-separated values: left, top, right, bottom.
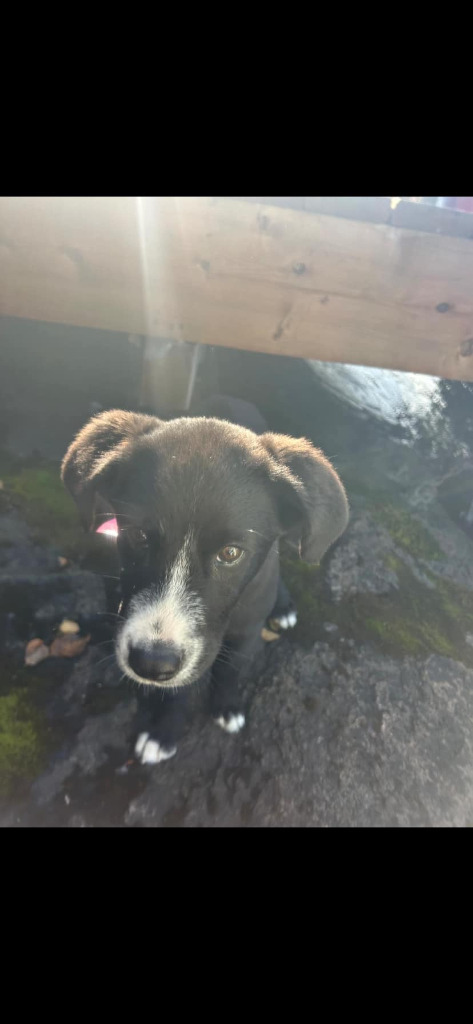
261, 433, 349, 564
61, 409, 162, 530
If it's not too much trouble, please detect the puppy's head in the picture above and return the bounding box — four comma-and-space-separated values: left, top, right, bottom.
62, 410, 348, 688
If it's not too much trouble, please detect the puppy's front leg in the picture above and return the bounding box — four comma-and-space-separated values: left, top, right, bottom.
209, 632, 260, 735
134, 688, 190, 765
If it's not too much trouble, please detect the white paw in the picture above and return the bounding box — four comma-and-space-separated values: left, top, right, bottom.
215, 713, 246, 734
275, 610, 297, 629
134, 732, 177, 765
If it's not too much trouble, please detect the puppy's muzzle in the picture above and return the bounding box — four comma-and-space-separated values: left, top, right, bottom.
127, 642, 183, 684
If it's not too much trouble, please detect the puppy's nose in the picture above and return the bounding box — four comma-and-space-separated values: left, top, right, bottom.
128, 643, 182, 683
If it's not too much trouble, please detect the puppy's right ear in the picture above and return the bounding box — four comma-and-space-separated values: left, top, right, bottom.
61, 409, 161, 530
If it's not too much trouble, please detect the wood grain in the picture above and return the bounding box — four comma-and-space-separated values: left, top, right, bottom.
2, 195, 473, 380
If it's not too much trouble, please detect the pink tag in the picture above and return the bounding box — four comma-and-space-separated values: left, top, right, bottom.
96, 517, 118, 537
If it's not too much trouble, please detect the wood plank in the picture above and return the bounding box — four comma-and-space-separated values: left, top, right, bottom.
304, 196, 392, 223
2, 195, 473, 381
392, 199, 473, 238
234, 196, 392, 223
234, 197, 473, 237
230, 197, 306, 211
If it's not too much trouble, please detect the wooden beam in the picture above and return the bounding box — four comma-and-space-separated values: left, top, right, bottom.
304, 196, 392, 223
1, 196, 473, 380
391, 199, 473, 238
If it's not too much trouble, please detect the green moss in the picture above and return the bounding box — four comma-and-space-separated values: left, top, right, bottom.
281, 547, 473, 665
2, 462, 89, 558
384, 553, 400, 571
5, 465, 77, 530
364, 615, 455, 658
371, 503, 444, 561
0, 690, 48, 797
0, 657, 72, 800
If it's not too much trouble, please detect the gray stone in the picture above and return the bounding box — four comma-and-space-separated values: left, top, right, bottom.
0, 571, 106, 622
327, 513, 399, 601
33, 571, 107, 624
31, 699, 137, 806
122, 643, 473, 828
0, 512, 60, 576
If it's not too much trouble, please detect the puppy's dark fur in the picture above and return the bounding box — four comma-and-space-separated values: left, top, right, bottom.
62, 407, 348, 761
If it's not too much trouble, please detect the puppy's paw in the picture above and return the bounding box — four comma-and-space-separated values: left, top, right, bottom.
215, 713, 246, 734
270, 610, 297, 630
268, 588, 298, 633
134, 732, 177, 765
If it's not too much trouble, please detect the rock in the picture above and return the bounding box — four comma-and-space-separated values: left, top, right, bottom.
123, 643, 473, 828
32, 572, 107, 626
0, 570, 106, 634
68, 814, 88, 828
327, 513, 399, 601
47, 646, 124, 721
0, 611, 24, 653
31, 699, 137, 806
0, 513, 59, 576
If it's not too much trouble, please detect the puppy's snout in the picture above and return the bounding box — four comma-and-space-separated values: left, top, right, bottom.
128, 642, 182, 684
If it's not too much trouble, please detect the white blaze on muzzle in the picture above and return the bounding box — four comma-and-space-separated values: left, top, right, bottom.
116, 532, 205, 686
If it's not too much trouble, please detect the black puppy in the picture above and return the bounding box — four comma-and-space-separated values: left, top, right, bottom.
62, 408, 348, 763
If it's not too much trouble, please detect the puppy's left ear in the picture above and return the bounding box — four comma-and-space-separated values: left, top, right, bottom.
261, 433, 349, 564
61, 409, 162, 530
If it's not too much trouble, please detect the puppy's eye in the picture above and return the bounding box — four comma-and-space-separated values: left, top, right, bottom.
216, 545, 243, 564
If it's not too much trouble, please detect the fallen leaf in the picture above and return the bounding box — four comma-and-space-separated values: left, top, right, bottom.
25, 638, 50, 666
58, 618, 80, 634
50, 633, 91, 658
